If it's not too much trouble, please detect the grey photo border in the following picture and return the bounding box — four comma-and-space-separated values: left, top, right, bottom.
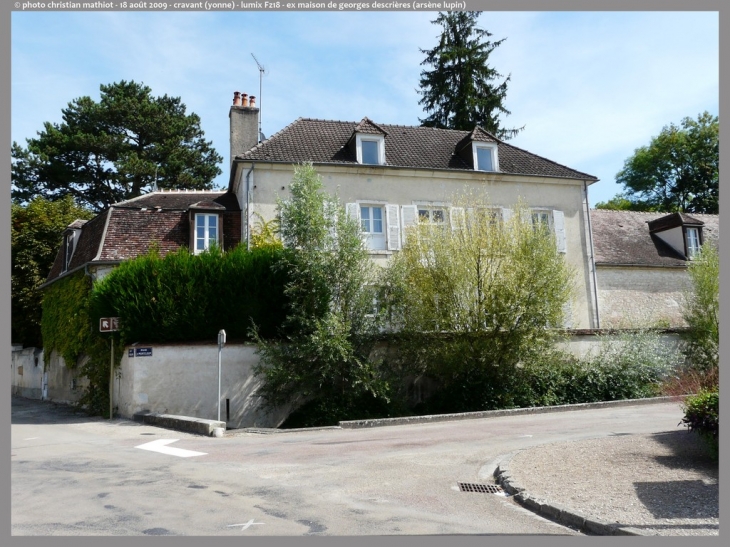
2, 1, 725, 546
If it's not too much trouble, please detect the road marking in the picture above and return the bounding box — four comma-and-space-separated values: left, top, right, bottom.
23, 437, 39, 440
227, 520, 264, 531
135, 439, 207, 458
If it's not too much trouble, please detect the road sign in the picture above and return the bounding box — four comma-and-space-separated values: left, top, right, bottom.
99, 317, 120, 332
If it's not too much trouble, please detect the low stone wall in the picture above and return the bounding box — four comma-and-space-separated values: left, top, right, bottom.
115, 343, 290, 429
11, 347, 44, 399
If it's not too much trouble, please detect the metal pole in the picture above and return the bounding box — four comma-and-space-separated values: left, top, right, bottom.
109, 338, 114, 420
217, 339, 221, 422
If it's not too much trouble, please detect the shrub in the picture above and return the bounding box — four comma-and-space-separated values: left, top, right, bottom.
682, 244, 719, 372
681, 388, 719, 455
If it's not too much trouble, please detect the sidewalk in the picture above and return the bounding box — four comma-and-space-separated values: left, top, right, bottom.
495, 429, 718, 536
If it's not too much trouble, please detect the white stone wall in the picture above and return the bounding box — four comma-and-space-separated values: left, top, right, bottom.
43, 350, 89, 404
114, 343, 290, 429
235, 162, 598, 328
11, 347, 44, 399
596, 266, 691, 328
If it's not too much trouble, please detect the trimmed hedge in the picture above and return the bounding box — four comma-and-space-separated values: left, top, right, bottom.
91, 245, 290, 344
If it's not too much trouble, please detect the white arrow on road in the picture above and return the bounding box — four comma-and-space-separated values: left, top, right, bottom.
135, 439, 207, 458
227, 520, 264, 531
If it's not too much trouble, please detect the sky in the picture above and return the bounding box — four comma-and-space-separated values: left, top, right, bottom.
10, 9, 719, 206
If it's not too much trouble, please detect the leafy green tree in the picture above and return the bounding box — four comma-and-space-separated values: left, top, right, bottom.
12, 196, 94, 347
253, 164, 390, 424
382, 196, 574, 411
12, 80, 222, 212
418, 11, 523, 138
613, 112, 718, 213
594, 192, 655, 211
682, 244, 719, 373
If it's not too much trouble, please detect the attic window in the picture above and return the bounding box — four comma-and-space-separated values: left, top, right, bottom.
686, 227, 701, 258
472, 143, 499, 172
194, 213, 219, 254
356, 134, 385, 165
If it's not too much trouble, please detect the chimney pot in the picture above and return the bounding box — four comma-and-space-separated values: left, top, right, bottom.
242, 93, 249, 107
250, 96, 256, 108
233, 91, 241, 106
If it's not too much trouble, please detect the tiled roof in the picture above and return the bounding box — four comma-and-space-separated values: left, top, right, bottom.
236, 118, 598, 181
45, 191, 241, 284
591, 209, 719, 267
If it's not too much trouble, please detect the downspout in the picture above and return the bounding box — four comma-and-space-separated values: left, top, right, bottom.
584, 180, 600, 329
245, 163, 255, 250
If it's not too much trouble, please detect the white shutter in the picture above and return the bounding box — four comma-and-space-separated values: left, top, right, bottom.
346, 202, 360, 223
386, 204, 401, 251
450, 207, 465, 229
501, 207, 513, 223
552, 210, 566, 253
400, 205, 418, 246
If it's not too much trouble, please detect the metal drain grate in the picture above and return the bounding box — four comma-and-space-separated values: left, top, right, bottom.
458, 482, 504, 494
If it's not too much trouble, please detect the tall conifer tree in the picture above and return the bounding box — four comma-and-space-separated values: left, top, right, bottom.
418, 11, 523, 139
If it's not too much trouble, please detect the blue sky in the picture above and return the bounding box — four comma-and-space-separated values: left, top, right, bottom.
11, 10, 718, 206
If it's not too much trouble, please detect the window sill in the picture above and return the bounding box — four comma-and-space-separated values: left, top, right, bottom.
367, 250, 394, 256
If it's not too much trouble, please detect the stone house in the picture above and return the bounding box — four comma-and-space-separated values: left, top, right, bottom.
590, 209, 719, 328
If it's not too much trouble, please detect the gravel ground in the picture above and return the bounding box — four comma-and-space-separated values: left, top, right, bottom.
508, 430, 718, 536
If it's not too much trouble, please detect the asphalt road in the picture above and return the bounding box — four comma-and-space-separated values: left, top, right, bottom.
11, 396, 685, 536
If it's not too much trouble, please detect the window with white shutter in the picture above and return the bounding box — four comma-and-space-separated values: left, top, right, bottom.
552, 210, 566, 254
401, 205, 418, 246
386, 204, 401, 251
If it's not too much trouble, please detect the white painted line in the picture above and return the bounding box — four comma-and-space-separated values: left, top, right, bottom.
135, 439, 207, 458
23, 437, 39, 440
227, 520, 264, 531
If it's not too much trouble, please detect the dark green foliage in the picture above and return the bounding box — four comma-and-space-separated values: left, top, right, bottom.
41, 271, 119, 418
594, 193, 657, 211
91, 245, 289, 343
12, 80, 222, 212
614, 111, 718, 214
681, 389, 719, 455
12, 196, 94, 347
418, 11, 523, 138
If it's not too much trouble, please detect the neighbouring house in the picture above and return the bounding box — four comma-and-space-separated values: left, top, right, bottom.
590, 209, 719, 328
228, 92, 601, 329
43, 191, 241, 286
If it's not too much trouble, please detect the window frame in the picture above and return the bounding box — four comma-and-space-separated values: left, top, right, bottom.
194, 213, 220, 254
355, 134, 386, 165
62, 231, 75, 273
471, 142, 499, 172
358, 203, 387, 251
685, 226, 701, 258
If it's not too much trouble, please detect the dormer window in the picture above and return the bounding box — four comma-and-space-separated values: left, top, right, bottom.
356, 134, 385, 165
686, 227, 701, 258
195, 213, 219, 254
472, 142, 499, 172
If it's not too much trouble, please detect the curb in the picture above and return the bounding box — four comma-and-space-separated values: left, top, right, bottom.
133, 411, 226, 437
493, 451, 650, 536
338, 396, 676, 429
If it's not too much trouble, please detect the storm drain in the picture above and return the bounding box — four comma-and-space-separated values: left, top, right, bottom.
458, 482, 504, 494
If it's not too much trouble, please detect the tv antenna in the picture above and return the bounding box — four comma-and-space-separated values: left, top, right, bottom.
251, 53, 266, 142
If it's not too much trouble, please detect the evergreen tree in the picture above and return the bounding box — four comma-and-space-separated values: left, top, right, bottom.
418, 11, 523, 139
12, 81, 223, 212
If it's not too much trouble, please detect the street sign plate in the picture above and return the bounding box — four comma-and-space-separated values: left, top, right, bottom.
128, 349, 135, 358
99, 317, 120, 332
135, 348, 153, 357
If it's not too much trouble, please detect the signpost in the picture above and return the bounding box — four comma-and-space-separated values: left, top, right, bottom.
100, 317, 119, 420
217, 330, 226, 422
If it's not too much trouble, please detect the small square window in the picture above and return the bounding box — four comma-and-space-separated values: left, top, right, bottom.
532, 211, 551, 230
356, 134, 385, 165
476, 147, 493, 171
472, 143, 499, 172
418, 207, 447, 225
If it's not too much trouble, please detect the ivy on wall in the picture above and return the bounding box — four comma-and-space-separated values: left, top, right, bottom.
41, 271, 120, 417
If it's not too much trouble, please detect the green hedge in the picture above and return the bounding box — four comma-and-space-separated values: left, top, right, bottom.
91, 245, 290, 344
